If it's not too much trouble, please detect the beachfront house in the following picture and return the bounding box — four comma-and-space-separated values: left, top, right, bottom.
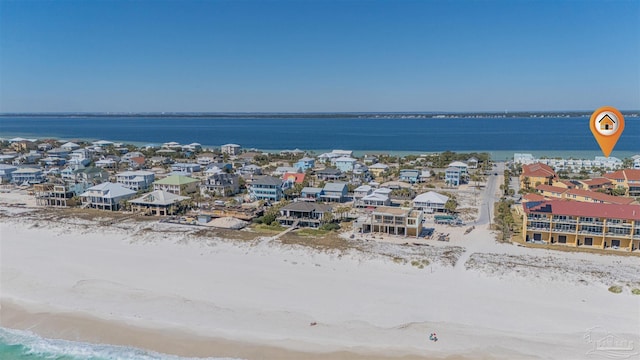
129, 190, 190, 216
399, 169, 420, 184
201, 173, 240, 197
0, 164, 17, 183
95, 158, 117, 169
522, 200, 640, 251
153, 175, 200, 196
412, 191, 448, 213
445, 167, 461, 186
11, 168, 45, 185
320, 182, 348, 203
249, 176, 284, 202
116, 171, 155, 191
221, 144, 241, 156
80, 182, 137, 211
359, 206, 423, 238
294, 157, 315, 171
467, 157, 479, 169
300, 187, 323, 201
277, 202, 333, 228
34, 184, 75, 207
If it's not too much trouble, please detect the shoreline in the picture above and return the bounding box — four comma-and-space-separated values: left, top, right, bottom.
0, 300, 451, 360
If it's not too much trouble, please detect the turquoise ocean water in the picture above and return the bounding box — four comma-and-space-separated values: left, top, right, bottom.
0, 328, 242, 360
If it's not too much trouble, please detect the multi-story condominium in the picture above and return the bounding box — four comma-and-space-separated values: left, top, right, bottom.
80, 182, 137, 211
153, 175, 200, 196
201, 173, 239, 197
116, 171, 155, 191
359, 206, 423, 238
221, 144, 241, 156
249, 176, 283, 202
522, 200, 640, 252
604, 169, 640, 197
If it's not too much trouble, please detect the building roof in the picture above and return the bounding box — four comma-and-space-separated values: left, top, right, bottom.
315, 167, 341, 175
524, 200, 640, 221
81, 182, 136, 198
335, 156, 357, 163
301, 187, 323, 194
154, 175, 200, 186
445, 167, 461, 173
323, 182, 347, 192
448, 161, 468, 168
354, 185, 372, 193
565, 188, 636, 205
129, 190, 189, 206
522, 193, 546, 202
413, 191, 448, 204
369, 163, 389, 169
13, 168, 42, 174
536, 184, 568, 194
281, 202, 332, 213
282, 172, 306, 184
362, 193, 389, 202
222, 143, 240, 147
251, 175, 282, 186
604, 169, 640, 181
522, 163, 556, 178
372, 206, 409, 216
117, 171, 154, 177
581, 177, 612, 187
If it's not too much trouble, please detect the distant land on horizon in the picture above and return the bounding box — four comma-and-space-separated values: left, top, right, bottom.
1, 110, 639, 119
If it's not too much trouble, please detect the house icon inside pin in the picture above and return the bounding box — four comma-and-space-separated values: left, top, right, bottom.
599, 114, 615, 131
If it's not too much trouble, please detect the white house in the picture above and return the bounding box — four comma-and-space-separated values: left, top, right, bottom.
412, 191, 449, 213
80, 182, 137, 211
116, 171, 155, 191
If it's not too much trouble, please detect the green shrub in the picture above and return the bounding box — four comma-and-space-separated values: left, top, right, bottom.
319, 223, 340, 231
631, 288, 640, 295
608, 286, 623, 294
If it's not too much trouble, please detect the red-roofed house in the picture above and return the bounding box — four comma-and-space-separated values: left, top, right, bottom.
522, 200, 640, 251
604, 169, 640, 197
282, 172, 306, 185
520, 163, 556, 190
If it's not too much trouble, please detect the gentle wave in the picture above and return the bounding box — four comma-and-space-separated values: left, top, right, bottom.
0, 327, 244, 360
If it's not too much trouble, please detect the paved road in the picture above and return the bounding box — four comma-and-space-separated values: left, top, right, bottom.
476, 162, 505, 226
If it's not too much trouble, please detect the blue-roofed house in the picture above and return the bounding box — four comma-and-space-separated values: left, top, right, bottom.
294, 157, 315, 171
320, 182, 348, 203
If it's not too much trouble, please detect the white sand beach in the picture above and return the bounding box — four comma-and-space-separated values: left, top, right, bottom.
1, 191, 639, 360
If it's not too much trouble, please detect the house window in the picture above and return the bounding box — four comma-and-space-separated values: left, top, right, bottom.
584, 237, 593, 246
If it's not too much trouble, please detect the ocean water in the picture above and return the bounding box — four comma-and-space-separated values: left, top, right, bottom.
0, 328, 242, 360
1, 116, 639, 157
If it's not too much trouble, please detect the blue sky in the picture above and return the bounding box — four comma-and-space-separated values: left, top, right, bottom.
1, 0, 638, 113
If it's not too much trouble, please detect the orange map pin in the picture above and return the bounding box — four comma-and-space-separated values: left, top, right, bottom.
590, 106, 625, 157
